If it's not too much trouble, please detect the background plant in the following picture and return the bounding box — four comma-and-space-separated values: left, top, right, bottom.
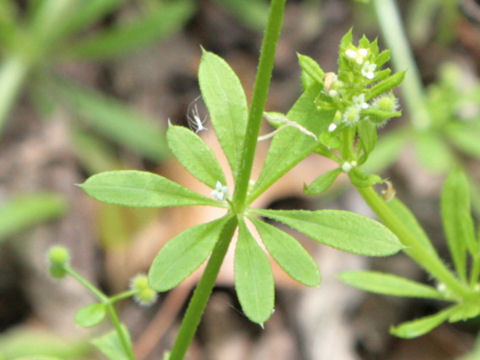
77, 4, 409, 359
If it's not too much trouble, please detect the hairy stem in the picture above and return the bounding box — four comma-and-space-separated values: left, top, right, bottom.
169, 216, 238, 360
355, 185, 471, 298
233, 0, 287, 209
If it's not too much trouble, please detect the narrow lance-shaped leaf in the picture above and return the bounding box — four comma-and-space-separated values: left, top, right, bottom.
56, 78, 168, 161
54, 0, 127, 40
249, 216, 320, 287
387, 198, 435, 253
0, 193, 67, 242
446, 123, 480, 159
362, 128, 408, 173
235, 220, 274, 325
252, 209, 403, 256
149, 216, 230, 291
297, 53, 325, 90
442, 169, 477, 282
75, 303, 107, 328
198, 50, 248, 177
390, 307, 454, 339
416, 132, 453, 173
339, 271, 444, 299
91, 325, 132, 360
357, 120, 377, 158
79, 170, 223, 208
167, 125, 226, 189
365, 71, 405, 101
304, 168, 342, 195
63, 0, 194, 60
250, 84, 335, 201
448, 303, 480, 322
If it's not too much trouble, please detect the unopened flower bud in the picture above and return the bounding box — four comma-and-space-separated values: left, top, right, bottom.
48, 246, 70, 278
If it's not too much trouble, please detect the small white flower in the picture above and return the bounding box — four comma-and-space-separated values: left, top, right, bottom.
358, 48, 369, 57
345, 49, 357, 59
341, 162, 355, 173
361, 62, 377, 80
211, 181, 229, 201
328, 123, 337, 132
352, 94, 369, 109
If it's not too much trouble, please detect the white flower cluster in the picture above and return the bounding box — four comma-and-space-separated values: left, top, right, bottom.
345, 47, 377, 80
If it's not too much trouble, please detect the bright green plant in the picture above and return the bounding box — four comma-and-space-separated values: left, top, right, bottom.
45, 0, 480, 358
48, 246, 158, 359
73, 0, 408, 357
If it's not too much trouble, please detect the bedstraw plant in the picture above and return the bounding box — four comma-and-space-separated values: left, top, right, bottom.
48, 0, 480, 358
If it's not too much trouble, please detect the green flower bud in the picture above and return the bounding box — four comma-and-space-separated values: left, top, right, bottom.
130, 274, 158, 307
373, 94, 397, 112
47, 246, 70, 278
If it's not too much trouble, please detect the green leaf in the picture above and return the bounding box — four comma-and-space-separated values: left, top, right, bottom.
167, 125, 226, 189
250, 216, 321, 287
56, 79, 168, 161
415, 131, 454, 173
362, 128, 408, 173
304, 168, 341, 195
235, 220, 274, 325
448, 303, 480, 322
64, 1, 194, 60
250, 84, 335, 201
149, 216, 230, 291
390, 307, 454, 338
252, 209, 403, 256
212, 0, 268, 30
357, 121, 377, 158
54, 0, 126, 40
339, 271, 444, 299
297, 53, 324, 90
91, 326, 132, 360
0, 193, 67, 242
80, 170, 222, 208
75, 303, 107, 328
446, 123, 480, 159
366, 71, 405, 101
442, 169, 476, 281
387, 198, 435, 253
198, 50, 248, 177
0, 329, 89, 359
349, 170, 383, 188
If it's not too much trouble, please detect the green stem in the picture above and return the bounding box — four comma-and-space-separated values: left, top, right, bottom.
110, 290, 137, 303
0, 56, 28, 132
355, 185, 471, 298
66, 267, 135, 359
66, 266, 108, 302
233, 0, 287, 209
105, 303, 136, 360
169, 216, 238, 360
371, 0, 430, 130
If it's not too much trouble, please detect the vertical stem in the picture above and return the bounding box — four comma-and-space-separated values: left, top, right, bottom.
233, 0, 287, 208
169, 217, 238, 360
106, 303, 136, 360
0, 56, 28, 132
372, 0, 430, 130
66, 267, 135, 359
355, 185, 471, 298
